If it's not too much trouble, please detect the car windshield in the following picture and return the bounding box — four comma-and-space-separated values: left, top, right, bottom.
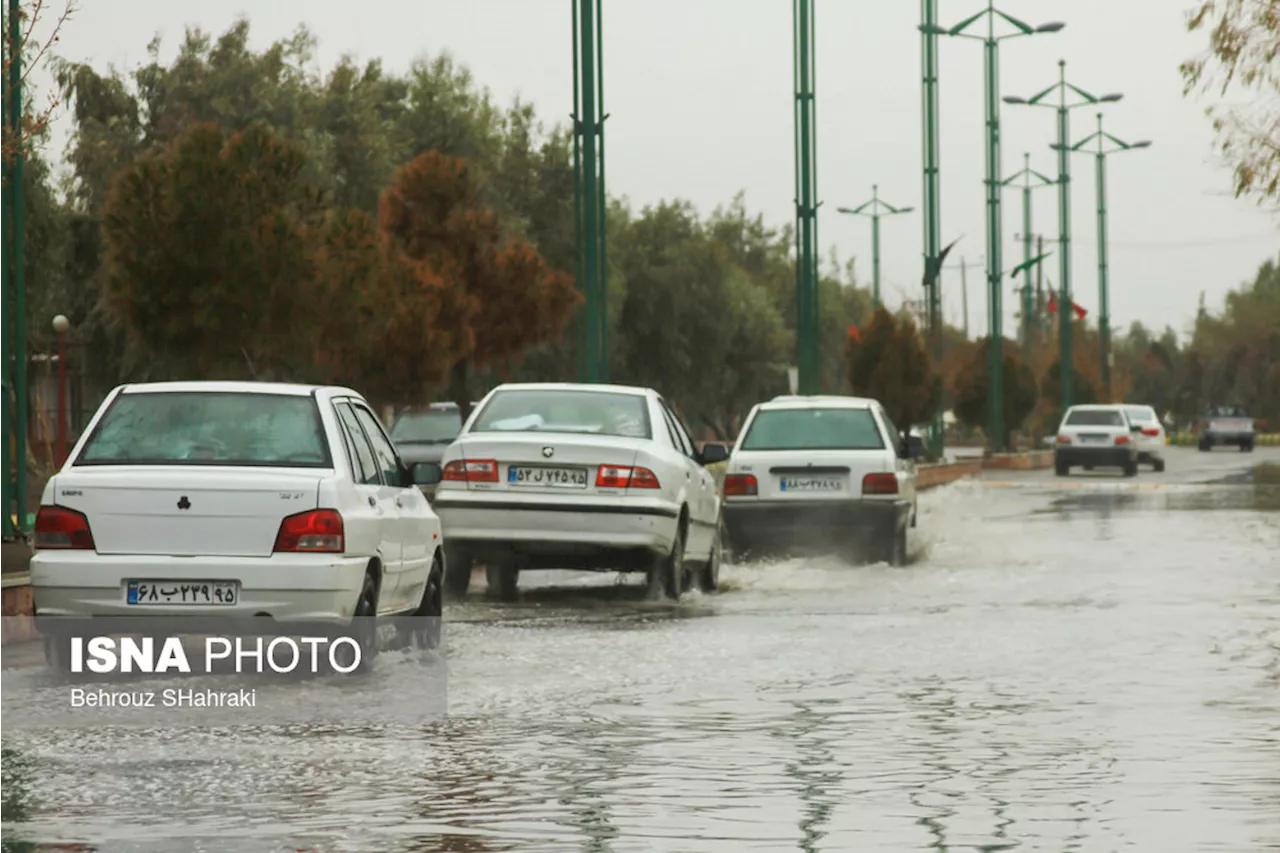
391, 409, 462, 443
1065, 409, 1125, 427
469, 389, 651, 439
1124, 406, 1156, 424
75, 392, 331, 467
740, 407, 885, 451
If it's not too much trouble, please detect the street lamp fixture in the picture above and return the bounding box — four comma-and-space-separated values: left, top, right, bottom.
1003, 59, 1123, 414
927, 1, 1063, 452
837, 185, 914, 309
1067, 112, 1153, 398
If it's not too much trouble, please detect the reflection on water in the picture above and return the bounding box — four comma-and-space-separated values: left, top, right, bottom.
2, 480, 1278, 851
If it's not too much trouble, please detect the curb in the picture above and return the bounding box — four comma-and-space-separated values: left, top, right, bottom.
1166, 433, 1280, 447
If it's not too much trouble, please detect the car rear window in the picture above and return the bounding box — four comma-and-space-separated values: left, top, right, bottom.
1065, 409, 1125, 427
469, 390, 652, 439
1124, 407, 1155, 423
740, 408, 885, 451
75, 392, 331, 467
390, 410, 462, 443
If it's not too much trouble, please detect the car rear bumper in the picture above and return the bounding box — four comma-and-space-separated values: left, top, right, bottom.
1202, 431, 1254, 443
1055, 446, 1134, 468
29, 552, 371, 622
721, 498, 909, 556
434, 495, 679, 568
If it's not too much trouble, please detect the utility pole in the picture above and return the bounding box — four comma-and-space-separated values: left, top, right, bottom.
837, 186, 914, 310
572, 0, 608, 383
1068, 113, 1151, 399
919, 0, 943, 455
794, 0, 820, 394
1002, 153, 1054, 348
1035, 235, 1045, 341
960, 258, 969, 339
4, 0, 28, 539
1006, 60, 1122, 413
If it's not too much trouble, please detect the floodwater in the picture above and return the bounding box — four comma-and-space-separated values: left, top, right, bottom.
3, 447, 1279, 852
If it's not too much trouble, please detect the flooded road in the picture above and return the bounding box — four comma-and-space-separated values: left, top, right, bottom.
4, 446, 1279, 852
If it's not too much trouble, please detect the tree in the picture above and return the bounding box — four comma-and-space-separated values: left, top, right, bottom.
1040, 360, 1098, 428
100, 122, 326, 380
845, 307, 943, 442
1181, 0, 1280, 204
953, 338, 1039, 450
1, 0, 76, 170
379, 150, 579, 416
311, 208, 473, 407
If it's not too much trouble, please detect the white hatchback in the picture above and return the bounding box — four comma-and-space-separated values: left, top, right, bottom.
29, 381, 446, 668
720, 395, 923, 566
431, 383, 727, 600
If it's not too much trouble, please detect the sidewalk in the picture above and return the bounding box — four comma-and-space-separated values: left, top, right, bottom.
2, 540, 33, 575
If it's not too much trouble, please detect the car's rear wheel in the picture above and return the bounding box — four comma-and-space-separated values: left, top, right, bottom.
647, 521, 685, 601
876, 523, 907, 567
443, 547, 472, 598
1055, 461, 1069, 477
333, 570, 379, 673
697, 524, 721, 593
1199, 438, 1211, 452
43, 634, 73, 673
395, 553, 443, 651
1241, 440, 1254, 453
1153, 458, 1166, 473
1123, 459, 1138, 478
485, 559, 520, 601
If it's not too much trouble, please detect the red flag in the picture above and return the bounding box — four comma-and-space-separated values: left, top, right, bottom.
1072, 301, 1087, 320
1047, 291, 1058, 314
847, 325, 861, 342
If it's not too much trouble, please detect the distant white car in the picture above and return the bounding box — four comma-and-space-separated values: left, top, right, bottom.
1123, 404, 1167, 472
720, 395, 923, 566
1053, 404, 1140, 477
30, 381, 446, 670
431, 383, 727, 600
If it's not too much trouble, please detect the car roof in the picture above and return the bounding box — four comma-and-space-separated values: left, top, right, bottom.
760, 394, 877, 410
116, 380, 363, 398
487, 382, 653, 396
1065, 403, 1126, 412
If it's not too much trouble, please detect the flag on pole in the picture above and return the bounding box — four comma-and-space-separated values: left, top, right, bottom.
1047, 292, 1088, 319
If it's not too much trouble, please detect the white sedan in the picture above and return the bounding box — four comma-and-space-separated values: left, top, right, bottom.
29, 381, 446, 669
1123, 403, 1167, 472
431, 383, 727, 600
720, 395, 923, 566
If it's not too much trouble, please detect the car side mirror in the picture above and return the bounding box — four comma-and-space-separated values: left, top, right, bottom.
698, 443, 730, 465
1130, 424, 1142, 432
410, 461, 442, 486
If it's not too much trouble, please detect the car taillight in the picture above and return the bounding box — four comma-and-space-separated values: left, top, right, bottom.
862, 472, 899, 495
274, 509, 344, 553
723, 474, 758, 496
442, 459, 498, 482
1141, 427, 1160, 437
33, 506, 95, 550
595, 466, 661, 489
1114, 435, 1131, 445
1056, 434, 1072, 444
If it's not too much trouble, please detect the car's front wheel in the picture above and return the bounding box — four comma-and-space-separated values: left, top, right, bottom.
1153, 457, 1166, 473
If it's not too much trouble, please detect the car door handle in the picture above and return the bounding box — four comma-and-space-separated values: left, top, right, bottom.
395, 498, 404, 508
368, 495, 377, 508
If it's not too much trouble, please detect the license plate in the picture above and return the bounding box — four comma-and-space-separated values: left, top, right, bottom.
1079, 434, 1108, 444
780, 477, 842, 492
127, 581, 239, 606
507, 465, 588, 488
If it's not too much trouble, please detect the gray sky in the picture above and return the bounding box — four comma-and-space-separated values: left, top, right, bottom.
36, 0, 1280, 340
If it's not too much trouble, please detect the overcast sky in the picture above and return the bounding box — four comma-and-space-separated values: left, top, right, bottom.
36, 0, 1280, 340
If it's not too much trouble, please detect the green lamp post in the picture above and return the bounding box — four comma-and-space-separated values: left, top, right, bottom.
837, 186, 914, 310
571, 0, 608, 384
1067, 114, 1151, 399
1004, 60, 1122, 414
1001, 153, 1055, 348
922, 2, 1063, 452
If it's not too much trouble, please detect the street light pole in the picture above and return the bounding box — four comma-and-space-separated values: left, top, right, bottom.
1005, 60, 1122, 414
4, 0, 28, 538
924, 5, 1063, 452
794, 0, 820, 394
52, 315, 69, 467
1069, 113, 1151, 398
837, 185, 914, 310
1002, 153, 1054, 347
572, 0, 608, 383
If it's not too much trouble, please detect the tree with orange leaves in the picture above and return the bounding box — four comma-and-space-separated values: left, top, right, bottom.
379, 150, 579, 417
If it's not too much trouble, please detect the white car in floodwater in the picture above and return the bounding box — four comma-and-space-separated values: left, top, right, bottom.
719, 395, 924, 566
431, 383, 728, 601
29, 381, 446, 670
